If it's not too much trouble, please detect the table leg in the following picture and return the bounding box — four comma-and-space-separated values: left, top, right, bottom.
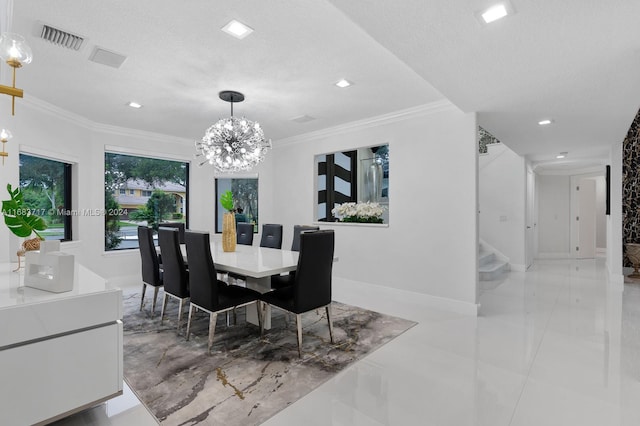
245, 276, 272, 330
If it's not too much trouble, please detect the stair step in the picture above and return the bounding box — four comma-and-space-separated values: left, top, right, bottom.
478, 251, 495, 266
479, 260, 509, 281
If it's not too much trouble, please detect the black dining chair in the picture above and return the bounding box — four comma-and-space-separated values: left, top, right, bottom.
184, 230, 262, 354
158, 222, 186, 244
158, 227, 190, 330
236, 222, 254, 245
271, 225, 320, 289
138, 226, 163, 317
290, 225, 320, 252
260, 230, 335, 357
260, 224, 283, 249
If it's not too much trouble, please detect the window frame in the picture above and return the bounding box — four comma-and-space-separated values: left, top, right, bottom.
104, 150, 190, 251
18, 152, 73, 242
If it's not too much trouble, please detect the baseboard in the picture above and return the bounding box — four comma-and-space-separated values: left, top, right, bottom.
536, 252, 571, 259
333, 276, 479, 317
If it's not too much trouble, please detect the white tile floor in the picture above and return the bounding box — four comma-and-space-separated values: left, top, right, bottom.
54, 258, 640, 425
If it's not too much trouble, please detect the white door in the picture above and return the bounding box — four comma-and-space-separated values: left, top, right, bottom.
525, 169, 535, 269
576, 179, 596, 258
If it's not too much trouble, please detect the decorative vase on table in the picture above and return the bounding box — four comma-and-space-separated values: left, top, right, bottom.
222, 212, 236, 252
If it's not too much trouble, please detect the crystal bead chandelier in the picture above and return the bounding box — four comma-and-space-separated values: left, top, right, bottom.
196, 91, 271, 172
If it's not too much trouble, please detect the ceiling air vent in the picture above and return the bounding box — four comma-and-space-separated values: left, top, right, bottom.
40, 24, 84, 51
88, 47, 128, 69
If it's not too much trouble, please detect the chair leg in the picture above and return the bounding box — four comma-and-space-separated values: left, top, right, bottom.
186, 304, 195, 341
208, 312, 218, 354
296, 314, 303, 357
160, 293, 168, 324
151, 286, 160, 318
177, 299, 185, 331
140, 284, 147, 311
326, 305, 334, 343
226, 311, 230, 327
233, 307, 237, 325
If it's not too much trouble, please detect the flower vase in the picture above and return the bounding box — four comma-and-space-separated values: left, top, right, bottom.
222, 212, 236, 252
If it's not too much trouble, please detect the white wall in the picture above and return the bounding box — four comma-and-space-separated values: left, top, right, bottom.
1, 98, 479, 312
607, 143, 624, 285
0, 97, 216, 280
478, 143, 526, 270
594, 175, 607, 249
537, 174, 571, 256
264, 102, 479, 310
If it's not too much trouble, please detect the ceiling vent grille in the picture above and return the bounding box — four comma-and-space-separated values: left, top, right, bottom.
40, 24, 84, 51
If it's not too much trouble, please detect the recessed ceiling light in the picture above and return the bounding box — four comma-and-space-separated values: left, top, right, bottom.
476, 2, 515, 25
556, 152, 568, 159
335, 79, 353, 88
538, 119, 553, 126
127, 102, 142, 109
481, 4, 508, 23
221, 20, 254, 39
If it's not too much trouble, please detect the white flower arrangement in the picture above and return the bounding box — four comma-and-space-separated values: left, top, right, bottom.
331, 201, 386, 223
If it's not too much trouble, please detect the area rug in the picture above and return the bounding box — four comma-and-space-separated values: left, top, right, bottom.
122, 290, 416, 425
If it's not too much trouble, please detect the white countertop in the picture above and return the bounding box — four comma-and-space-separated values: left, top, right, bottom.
0, 262, 112, 310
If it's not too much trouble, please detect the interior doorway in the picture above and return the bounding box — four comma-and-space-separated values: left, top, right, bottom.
570, 174, 606, 259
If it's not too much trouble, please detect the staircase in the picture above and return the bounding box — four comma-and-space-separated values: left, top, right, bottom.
479, 246, 509, 281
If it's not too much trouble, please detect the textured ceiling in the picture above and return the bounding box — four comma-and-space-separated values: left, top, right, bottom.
8, 0, 443, 143
6, 0, 640, 167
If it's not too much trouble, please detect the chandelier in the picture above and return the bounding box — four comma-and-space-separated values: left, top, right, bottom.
196, 91, 271, 172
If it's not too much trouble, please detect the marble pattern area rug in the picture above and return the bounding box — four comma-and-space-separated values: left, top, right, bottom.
122, 289, 416, 425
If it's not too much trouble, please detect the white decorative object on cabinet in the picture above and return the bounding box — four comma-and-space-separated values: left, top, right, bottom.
23, 240, 75, 292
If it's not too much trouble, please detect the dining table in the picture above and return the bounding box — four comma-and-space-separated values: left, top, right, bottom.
181, 242, 299, 329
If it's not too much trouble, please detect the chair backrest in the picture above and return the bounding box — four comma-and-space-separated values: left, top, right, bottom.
236, 222, 254, 245
138, 226, 162, 286
158, 227, 189, 298
291, 225, 320, 252
158, 222, 186, 244
293, 230, 335, 312
260, 224, 283, 249
184, 230, 219, 310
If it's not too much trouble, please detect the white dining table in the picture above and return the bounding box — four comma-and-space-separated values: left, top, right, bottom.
181, 242, 299, 329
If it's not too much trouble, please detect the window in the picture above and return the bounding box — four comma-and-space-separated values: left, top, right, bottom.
119, 189, 126, 195
105, 152, 189, 250
315, 144, 389, 223
19, 153, 72, 241
215, 177, 258, 233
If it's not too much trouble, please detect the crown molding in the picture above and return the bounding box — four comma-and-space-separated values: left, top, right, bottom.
23, 95, 193, 146
274, 99, 459, 148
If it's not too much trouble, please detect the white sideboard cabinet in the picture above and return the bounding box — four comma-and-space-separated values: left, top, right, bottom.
0, 263, 123, 425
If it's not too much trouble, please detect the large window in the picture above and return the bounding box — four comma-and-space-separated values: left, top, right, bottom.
215, 177, 258, 233
19, 153, 72, 241
105, 152, 189, 250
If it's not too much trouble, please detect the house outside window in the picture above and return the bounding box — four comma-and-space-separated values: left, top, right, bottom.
105, 152, 189, 250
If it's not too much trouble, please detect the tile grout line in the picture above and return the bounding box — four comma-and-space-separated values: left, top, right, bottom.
506, 279, 564, 426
